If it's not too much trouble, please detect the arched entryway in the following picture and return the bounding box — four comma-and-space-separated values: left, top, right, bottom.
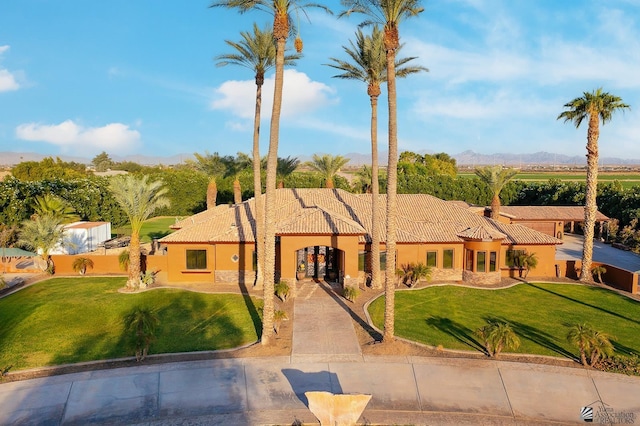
296, 246, 342, 282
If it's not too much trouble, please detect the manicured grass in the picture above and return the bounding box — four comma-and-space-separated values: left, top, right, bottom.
369, 283, 640, 359
114, 216, 177, 243
0, 277, 262, 371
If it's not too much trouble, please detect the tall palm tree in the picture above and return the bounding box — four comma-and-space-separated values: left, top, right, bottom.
18, 214, 65, 272
210, 0, 331, 346
277, 156, 300, 188
307, 154, 350, 188
327, 26, 426, 288
474, 165, 518, 220
109, 175, 170, 290
217, 30, 300, 285
341, 0, 424, 342
558, 89, 629, 282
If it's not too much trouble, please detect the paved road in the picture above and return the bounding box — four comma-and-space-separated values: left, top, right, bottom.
557, 233, 640, 272
1, 282, 640, 425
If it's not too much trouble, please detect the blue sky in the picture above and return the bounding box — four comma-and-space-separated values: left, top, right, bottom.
1, 0, 639, 161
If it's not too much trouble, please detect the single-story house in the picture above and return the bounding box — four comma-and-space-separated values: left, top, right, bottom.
159, 188, 561, 287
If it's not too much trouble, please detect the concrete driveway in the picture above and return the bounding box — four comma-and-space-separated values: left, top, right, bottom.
557, 233, 640, 273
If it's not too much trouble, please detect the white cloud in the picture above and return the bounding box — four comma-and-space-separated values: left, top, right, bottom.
211, 69, 338, 122
0, 45, 20, 92
15, 120, 141, 154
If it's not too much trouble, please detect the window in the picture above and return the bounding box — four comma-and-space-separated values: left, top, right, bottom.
426, 251, 437, 268
252, 251, 257, 271
358, 251, 366, 271
477, 251, 486, 272
359, 251, 387, 271
506, 249, 525, 268
443, 249, 454, 269
489, 251, 497, 272
465, 249, 474, 271
186, 249, 207, 270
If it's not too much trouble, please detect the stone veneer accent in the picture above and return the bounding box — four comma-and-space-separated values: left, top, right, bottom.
462, 270, 501, 285
215, 270, 256, 285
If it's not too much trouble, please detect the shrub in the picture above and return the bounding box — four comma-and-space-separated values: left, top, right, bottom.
475, 320, 520, 357
595, 354, 640, 376
591, 265, 607, 283
274, 309, 288, 334
124, 307, 160, 362
396, 263, 431, 287
118, 250, 130, 271
140, 270, 157, 289
275, 281, 290, 302
567, 323, 615, 367
343, 285, 359, 302
72, 257, 94, 275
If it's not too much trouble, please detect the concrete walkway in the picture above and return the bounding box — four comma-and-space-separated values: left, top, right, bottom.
1, 281, 640, 425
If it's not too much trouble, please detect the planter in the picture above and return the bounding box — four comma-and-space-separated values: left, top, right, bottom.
297, 272, 306, 280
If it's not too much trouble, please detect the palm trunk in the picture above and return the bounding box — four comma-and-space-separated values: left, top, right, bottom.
490, 194, 500, 219
253, 80, 265, 288
580, 115, 599, 282
207, 179, 217, 210
383, 45, 398, 342
326, 177, 334, 188
233, 178, 242, 204
262, 28, 287, 345
370, 90, 381, 289
128, 230, 141, 289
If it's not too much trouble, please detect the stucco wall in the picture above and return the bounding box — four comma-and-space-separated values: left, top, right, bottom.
500, 244, 557, 278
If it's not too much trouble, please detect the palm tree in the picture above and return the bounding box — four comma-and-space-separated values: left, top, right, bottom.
476, 321, 521, 358
108, 175, 170, 290
216, 22, 301, 278
124, 307, 160, 361
277, 156, 300, 188
307, 154, 350, 188
516, 252, 538, 279
558, 89, 630, 282
341, 0, 424, 342
72, 257, 94, 275
210, 0, 331, 346
32, 194, 81, 223
474, 166, 518, 220
567, 323, 615, 367
18, 214, 65, 272
327, 26, 426, 288
591, 265, 607, 283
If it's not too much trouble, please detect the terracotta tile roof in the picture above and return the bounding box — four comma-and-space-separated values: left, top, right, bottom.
161, 188, 562, 246
457, 225, 507, 241
500, 206, 609, 221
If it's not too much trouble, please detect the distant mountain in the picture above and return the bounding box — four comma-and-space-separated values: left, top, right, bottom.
452, 150, 640, 166
2, 150, 640, 168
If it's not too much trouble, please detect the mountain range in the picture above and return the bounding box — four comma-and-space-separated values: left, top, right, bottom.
2, 150, 640, 167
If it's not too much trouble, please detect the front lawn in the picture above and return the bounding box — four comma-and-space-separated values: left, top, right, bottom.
0, 277, 261, 371
368, 283, 640, 359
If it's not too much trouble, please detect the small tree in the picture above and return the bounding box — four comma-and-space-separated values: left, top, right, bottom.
591, 265, 607, 283
475, 321, 521, 357
118, 250, 130, 271
18, 215, 65, 272
274, 280, 290, 302
567, 323, 615, 367
72, 257, 94, 275
396, 263, 431, 287
124, 307, 160, 361
273, 309, 288, 334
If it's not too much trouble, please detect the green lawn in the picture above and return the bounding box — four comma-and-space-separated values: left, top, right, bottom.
113, 216, 177, 243
0, 277, 261, 371
369, 283, 640, 359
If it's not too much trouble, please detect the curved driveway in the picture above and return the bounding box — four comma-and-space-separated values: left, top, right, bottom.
557, 234, 640, 273
1, 282, 639, 425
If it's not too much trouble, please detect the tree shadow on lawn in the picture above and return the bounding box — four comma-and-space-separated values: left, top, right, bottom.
489, 316, 576, 360
527, 283, 640, 326
425, 316, 485, 353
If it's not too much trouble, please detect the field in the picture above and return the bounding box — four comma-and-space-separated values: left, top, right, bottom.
458, 171, 640, 189
113, 216, 177, 242
368, 283, 640, 359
